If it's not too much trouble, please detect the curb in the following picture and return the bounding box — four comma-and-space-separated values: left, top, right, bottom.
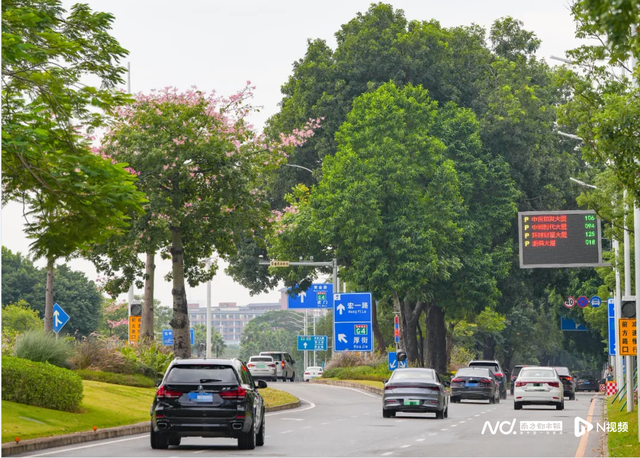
310, 378, 383, 396
2, 399, 302, 456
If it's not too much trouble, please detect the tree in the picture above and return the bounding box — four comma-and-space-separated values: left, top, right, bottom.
101, 86, 319, 358
192, 324, 226, 357
1, 247, 103, 336
2, 300, 42, 333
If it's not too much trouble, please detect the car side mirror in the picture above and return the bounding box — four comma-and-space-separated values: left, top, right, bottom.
444, 381, 450, 387
257, 380, 268, 389
383, 379, 388, 384
155, 379, 162, 387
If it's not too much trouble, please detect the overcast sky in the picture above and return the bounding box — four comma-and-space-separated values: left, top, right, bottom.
1, 0, 583, 309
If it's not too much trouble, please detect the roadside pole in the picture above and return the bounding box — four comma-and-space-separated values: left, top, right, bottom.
624, 190, 634, 412
615, 237, 624, 388
313, 314, 317, 366
304, 310, 308, 373
206, 278, 211, 358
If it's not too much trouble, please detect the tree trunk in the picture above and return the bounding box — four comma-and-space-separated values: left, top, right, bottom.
395, 293, 423, 364
372, 299, 386, 354
141, 251, 156, 341
44, 258, 55, 332
417, 320, 424, 367
425, 301, 447, 374
170, 227, 191, 358
482, 336, 495, 360
445, 322, 455, 371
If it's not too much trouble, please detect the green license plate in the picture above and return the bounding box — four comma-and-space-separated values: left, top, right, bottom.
258, 364, 265, 368
403, 399, 420, 406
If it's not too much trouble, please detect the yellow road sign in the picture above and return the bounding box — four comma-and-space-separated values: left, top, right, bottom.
129, 316, 142, 343
619, 318, 637, 356
270, 260, 290, 267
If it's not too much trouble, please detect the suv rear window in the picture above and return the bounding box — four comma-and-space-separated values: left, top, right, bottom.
553, 367, 571, 376
457, 368, 491, 377
166, 365, 238, 384
261, 353, 283, 361
469, 362, 499, 371
512, 366, 525, 377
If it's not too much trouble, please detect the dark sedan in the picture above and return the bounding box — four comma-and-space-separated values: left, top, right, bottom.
553, 366, 575, 400
451, 367, 500, 404
576, 378, 599, 392
382, 368, 449, 419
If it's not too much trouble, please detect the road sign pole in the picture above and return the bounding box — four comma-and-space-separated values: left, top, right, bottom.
614, 237, 624, 393
631, 33, 640, 438
313, 314, 317, 366
304, 310, 308, 372
206, 278, 212, 358
623, 190, 634, 413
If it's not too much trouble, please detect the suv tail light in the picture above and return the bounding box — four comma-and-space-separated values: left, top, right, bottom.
494, 372, 504, 378
157, 386, 182, 399
281, 361, 285, 369
451, 378, 463, 383
562, 376, 572, 381
220, 387, 247, 399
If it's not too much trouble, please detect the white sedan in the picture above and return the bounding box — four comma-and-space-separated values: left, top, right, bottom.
303, 366, 324, 382
514, 366, 564, 410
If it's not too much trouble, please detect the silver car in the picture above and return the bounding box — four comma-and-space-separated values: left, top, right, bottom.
382, 368, 449, 419
247, 356, 277, 381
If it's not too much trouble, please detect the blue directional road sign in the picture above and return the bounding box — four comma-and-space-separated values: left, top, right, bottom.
52, 303, 70, 334
288, 283, 333, 309
162, 329, 195, 346
297, 335, 328, 351
590, 296, 602, 308
333, 293, 373, 352
560, 316, 587, 331
608, 297, 616, 355
388, 352, 407, 371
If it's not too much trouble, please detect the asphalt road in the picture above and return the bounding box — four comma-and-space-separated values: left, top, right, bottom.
20, 384, 605, 457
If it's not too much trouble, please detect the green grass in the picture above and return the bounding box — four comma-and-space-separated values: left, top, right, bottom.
2, 380, 156, 443
259, 388, 298, 407
608, 398, 640, 457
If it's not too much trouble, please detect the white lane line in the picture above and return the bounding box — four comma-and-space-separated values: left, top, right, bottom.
467, 418, 473, 420
30, 435, 147, 456
281, 430, 293, 434
428, 433, 437, 436
281, 418, 304, 421
337, 418, 347, 422
459, 421, 466, 424
474, 414, 481, 417
192, 451, 207, 455
301, 426, 312, 429
401, 445, 411, 448
321, 422, 330, 425
363, 412, 371, 416
267, 398, 316, 416
440, 429, 449, 431
351, 415, 359, 418
450, 424, 458, 427
381, 452, 394, 456
416, 438, 426, 441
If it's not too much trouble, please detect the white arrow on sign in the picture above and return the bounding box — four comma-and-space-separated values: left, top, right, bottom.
338, 334, 348, 343
303, 342, 308, 348
336, 303, 345, 315
390, 360, 397, 368
53, 310, 62, 328
299, 291, 306, 303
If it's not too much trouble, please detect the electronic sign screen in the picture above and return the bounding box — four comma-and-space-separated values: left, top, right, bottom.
519, 210, 604, 268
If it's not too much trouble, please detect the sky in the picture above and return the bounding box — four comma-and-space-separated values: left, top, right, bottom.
1, 0, 584, 309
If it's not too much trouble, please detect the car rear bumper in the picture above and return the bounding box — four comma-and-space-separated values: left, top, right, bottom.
249, 371, 276, 380
451, 387, 493, 399
383, 397, 444, 412
514, 392, 562, 404
153, 416, 251, 437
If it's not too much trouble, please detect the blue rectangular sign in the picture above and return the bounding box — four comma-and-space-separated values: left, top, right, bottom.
288, 283, 333, 309
388, 352, 407, 371
162, 329, 195, 346
333, 293, 372, 323
334, 322, 373, 351
297, 335, 328, 351
560, 316, 587, 331
608, 297, 615, 318
608, 317, 617, 355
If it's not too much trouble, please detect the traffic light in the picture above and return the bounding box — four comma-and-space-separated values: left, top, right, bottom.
129, 299, 142, 317
396, 350, 407, 362
621, 300, 636, 318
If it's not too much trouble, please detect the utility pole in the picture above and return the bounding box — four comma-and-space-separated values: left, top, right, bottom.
206, 277, 212, 358
624, 190, 634, 413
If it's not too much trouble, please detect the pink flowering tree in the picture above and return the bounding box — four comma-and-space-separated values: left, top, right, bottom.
99, 85, 320, 358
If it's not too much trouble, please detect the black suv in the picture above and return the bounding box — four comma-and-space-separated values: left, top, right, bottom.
150, 358, 267, 450
553, 366, 575, 400
510, 365, 529, 395
468, 360, 508, 399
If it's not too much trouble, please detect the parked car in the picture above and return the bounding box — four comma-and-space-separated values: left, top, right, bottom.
553, 366, 576, 400
150, 358, 267, 450
382, 368, 449, 419
510, 365, 530, 395
450, 367, 500, 404
514, 366, 564, 410
303, 366, 323, 382
468, 360, 508, 399
259, 351, 296, 381
576, 378, 599, 392
247, 356, 277, 381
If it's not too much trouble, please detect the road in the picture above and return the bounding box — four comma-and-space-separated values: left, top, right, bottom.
19, 383, 605, 457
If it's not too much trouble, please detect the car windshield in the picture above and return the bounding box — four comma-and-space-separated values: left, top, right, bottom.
391, 370, 435, 381
520, 368, 556, 379
249, 357, 273, 362
456, 368, 491, 377
166, 365, 238, 384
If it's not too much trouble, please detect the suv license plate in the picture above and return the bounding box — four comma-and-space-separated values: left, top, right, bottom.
188, 393, 214, 403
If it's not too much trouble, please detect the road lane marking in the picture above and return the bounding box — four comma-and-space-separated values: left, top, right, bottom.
281, 430, 293, 434
395, 419, 406, 423
381, 452, 394, 456
575, 398, 597, 457
267, 398, 316, 417
416, 438, 426, 441
321, 422, 330, 425
30, 435, 147, 456
474, 414, 480, 417
364, 412, 371, 415
351, 415, 359, 418
467, 418, 473, 420
192, 451, 207, 454
281, 417, 304, 421
428, 433, 437, 436
401, 445, 411, 448
440, 429, 448, 431
301, 426, 312, 429
459, 421, 466, 424
337, 418, 347, 422
450, 424, 458, 427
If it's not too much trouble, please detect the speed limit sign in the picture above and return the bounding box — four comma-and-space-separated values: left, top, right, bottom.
564, 296, 576, 308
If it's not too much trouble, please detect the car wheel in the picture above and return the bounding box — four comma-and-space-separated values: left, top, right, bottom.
501, 390, 507, 400
489, 395, 495, 404
556, 401, 564, 411
238, 420, 257, 450
495, 393, 500, 404
382, 409, 393, 418
435, 408, 445, 419
256, 415, 265, 447
451, 396, 459, 403
168, 434, 181, 447
514, 402, 522, 411
290, 372, 295, 382
443, 405, 448, 418
150, 422, 169, 450
570, 394, 575, 401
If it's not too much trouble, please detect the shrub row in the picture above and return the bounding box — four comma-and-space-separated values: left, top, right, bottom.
75, 369, 156, 388
323, 364, 392, 381
2, 356, 83, 412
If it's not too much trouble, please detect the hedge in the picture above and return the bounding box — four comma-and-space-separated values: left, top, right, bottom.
75, 369, 156, 388
2, 356, 83, 412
